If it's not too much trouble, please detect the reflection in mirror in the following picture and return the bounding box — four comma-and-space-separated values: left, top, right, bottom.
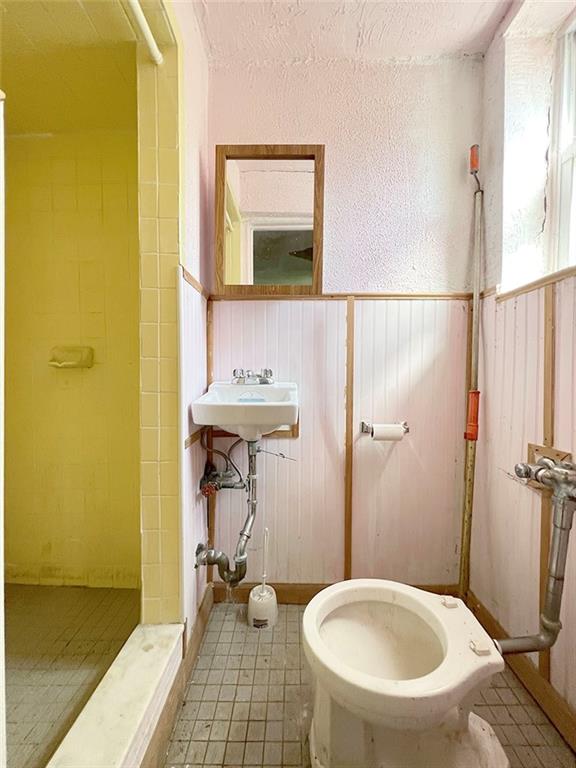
224, 159, 315, 286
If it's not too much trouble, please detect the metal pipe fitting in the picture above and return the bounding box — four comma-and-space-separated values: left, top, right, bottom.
195, 440, 259, 587
496, 458, 576, 656
195, 544, 247, 586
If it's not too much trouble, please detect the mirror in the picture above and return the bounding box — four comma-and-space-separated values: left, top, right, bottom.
215, 145, 324, 295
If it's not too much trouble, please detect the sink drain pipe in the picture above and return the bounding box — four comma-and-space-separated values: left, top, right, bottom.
495, 458, 576, 655
195, 440, 259, 586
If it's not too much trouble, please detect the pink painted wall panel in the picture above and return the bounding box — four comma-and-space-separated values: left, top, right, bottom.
211, 300, 347, 584
209, 58, 482, 293
471, 292, 543, 642
351, 299, 468, 584
178, 273, 208, 624
551, 276, 576, 710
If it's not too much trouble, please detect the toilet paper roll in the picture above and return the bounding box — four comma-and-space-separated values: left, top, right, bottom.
371, 423, 405, 441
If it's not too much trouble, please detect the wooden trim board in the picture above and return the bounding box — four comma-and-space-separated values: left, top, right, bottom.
184, 428, 204, 449
212, 581, 460, 604
543, 284, 556, 449
209, 292, 473, 302
181, 266, 210, 300
539, 284, 556, 680
183, 585, 214, 679
213, 582, 331, 605
494, 264, 576, 303
212, 421, 299, 440
468, 591, 576, 751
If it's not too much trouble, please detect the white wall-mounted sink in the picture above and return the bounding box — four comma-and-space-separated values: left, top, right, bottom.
192, 382, 299, 441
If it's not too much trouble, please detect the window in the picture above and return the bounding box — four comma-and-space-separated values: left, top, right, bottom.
252, 226, 313, 286
551, 29, 576, 271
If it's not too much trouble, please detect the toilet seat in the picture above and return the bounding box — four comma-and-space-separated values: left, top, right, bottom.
303, 579, 504, 730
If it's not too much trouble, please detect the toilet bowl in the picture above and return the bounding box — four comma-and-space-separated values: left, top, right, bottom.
302, 579, 509, 768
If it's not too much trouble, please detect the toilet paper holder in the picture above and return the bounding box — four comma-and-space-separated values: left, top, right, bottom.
360, 420, 410, 435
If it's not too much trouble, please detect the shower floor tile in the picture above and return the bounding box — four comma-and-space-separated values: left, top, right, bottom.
164, 601, 575, 768
5, 584, 139, 768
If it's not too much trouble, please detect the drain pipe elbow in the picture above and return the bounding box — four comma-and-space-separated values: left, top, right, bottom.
200, 548, 247, 587
495, 615, 562, 656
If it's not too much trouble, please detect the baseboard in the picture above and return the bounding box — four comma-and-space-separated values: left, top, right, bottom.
141, 584, 214, 768
5, 565, 140, 589
213, 581, 460, 605
468, 590, 576, 751
415, 583, 460, 596
183, 584, 214, 680
213, 582, 330, 604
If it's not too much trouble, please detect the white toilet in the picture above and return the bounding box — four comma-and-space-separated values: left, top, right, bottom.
302, 579, 509, 768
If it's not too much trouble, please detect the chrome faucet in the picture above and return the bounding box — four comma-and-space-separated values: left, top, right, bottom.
232, 368, 274, 384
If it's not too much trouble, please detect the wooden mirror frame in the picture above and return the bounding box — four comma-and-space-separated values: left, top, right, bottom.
214, 144, 325, 296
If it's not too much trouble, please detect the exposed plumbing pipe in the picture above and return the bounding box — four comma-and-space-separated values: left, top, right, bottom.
126, 0, 164, 66
196, 440, 259, 586
459, 144, 483, 598
495, 458, 576, 655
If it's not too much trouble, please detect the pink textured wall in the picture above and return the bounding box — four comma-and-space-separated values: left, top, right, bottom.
209, 57, 482, 293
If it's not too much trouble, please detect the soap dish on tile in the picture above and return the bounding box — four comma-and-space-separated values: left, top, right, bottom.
49, 346, 94, 369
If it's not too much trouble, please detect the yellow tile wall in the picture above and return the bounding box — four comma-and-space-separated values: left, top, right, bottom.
137, 46, 182, 623
4, 129, 141, 588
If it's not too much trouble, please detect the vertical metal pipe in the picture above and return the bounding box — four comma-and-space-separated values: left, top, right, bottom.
195, 440, 259, 586
496, 495, 574, 655
235, 442, 258, 562
459, 187, 483, 598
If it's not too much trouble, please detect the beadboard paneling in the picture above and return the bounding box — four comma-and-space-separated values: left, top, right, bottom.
210, 300, 347, 584
551, 277, 576, 710
471, 292, 544, 641
351, 299, 468, 584
178, 274, 208, 625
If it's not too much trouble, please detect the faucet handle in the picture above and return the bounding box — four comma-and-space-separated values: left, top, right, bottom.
261, 368, 273, 379
233, 368, 244, 378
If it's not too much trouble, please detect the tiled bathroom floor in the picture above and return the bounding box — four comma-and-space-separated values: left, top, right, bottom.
5, 584, 139, 768
164, 601, 576, 768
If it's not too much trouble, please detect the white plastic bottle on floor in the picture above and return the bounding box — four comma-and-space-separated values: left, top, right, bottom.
247, 527, 278, 629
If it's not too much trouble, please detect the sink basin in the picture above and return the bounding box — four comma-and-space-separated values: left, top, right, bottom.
192, 382, 299, 441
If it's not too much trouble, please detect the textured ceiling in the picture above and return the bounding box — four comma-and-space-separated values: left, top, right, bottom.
0, 0, 172, 133
0, 0, 173, 53
194, 0, 514, 67
0, 0, 136, 133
